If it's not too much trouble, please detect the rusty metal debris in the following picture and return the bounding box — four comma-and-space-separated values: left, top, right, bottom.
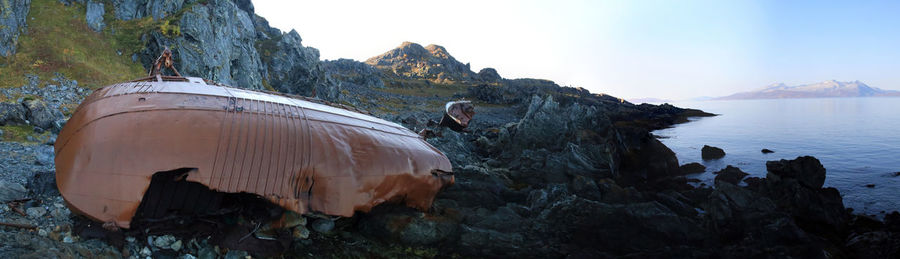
149, 47, 181, 77
0, 221, 36, 229
55, 67, 454, 229
439, 100, 475, 132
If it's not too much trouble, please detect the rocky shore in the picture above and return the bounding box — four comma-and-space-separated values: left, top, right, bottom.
1, 0, 898, 258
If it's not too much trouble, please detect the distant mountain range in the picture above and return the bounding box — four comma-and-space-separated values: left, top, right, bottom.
716, 80, 900, 100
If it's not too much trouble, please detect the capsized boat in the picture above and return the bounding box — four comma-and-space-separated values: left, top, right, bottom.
55, 52, 454, 228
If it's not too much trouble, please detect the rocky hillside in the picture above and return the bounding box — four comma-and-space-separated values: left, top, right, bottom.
365, 42, 482, 83
1, 0, 899, 258
718, 80, 900, 100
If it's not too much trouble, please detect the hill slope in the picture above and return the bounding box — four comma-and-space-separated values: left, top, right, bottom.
718, 80, 900, 100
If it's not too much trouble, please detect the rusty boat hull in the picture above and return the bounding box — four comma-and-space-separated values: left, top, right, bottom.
54, 77, 454, 228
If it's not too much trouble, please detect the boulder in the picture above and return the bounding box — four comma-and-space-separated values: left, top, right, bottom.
477, 68, 502, 82
713, 165, 749, 185
23, 99, 64, 131
765, 156, 826, 189
679, 162, 706, 174
0, 0, 30, 57
537, 196, 704, 255
761, 148, 774, 154
701, 145, 725, 160
0, 102, 28, 125
359, 206, 459, 246
85, 1, 106, 32
0, 180, 28, 202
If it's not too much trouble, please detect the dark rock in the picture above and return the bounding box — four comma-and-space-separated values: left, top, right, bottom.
866, 184, 876, 188
884, 211, 900, 232
23, 99, 64, 131
679, 162, 706, 174
264, 30, 331, 99
322, 59, 385, 89
537, 196, 704, 255
311, 218, 334, 233
458, 225, 526, 256
765, 156, 826, 189
713, 165, 749, 185
846, 231, 900, 258
477, 68, 501, 82
701, 145, 725, 160
760, 157, 849, 232
366, 42, 478, 82
761, 148, 775, 154
616, 127, 680, 186
0, 180, 28, 202
161, 0, 265, 90
85, 1, 106, 32
0, 0, 30, 57
359, 205, 459, 246
0, 102, 28, 125
111, 0, 147, 20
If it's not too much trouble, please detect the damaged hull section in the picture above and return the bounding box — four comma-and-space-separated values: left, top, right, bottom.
54, 78, 454, 228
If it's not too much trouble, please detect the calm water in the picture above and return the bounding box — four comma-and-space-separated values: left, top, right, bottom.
654, 97, 900, 216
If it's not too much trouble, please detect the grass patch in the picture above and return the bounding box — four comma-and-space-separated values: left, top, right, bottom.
0, 124, 48, 143
0, 0, 146, 89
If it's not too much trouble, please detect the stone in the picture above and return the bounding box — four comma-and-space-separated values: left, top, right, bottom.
679, 162, 706, 174
170, 240, 183, 252
23, 99, 64, 131
359, 205, 460, 246
765, 156, 826, 189
761, 148, 775, 154
0, 102, 28, 125
701, 145, 725, 160
311, 218, 334, 233
153, 235, 176, 249
0, 180, 27, 202
477, 68, 502, 82
714, 165, 749, 185
366, 42, 478, 82
0, 0, 31, 57
140, 247, 152, 257
293, 226, 310, 239
85, 1, 106, 32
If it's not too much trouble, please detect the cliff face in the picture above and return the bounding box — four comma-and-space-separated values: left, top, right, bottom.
127, 0, 331, 98
0, 0, 31, 57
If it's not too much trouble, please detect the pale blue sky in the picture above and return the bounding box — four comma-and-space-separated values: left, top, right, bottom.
254, 0, 900, 100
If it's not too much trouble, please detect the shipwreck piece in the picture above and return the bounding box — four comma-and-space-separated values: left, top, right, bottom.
439, 100, 475, 132
54, 75, 454, 228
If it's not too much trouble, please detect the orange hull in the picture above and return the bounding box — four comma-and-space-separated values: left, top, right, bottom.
54, 77, 454, 228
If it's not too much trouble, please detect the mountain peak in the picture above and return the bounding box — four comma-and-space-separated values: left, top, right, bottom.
719, 80, 897, 100
366, 42, 485, 83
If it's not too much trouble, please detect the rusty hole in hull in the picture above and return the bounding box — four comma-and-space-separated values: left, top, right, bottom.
129, 168, 292, 256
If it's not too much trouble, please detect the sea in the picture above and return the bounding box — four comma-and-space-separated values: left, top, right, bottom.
652, 97, 900, 217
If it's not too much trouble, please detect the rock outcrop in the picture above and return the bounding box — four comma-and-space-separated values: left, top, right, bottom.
366, 42, 479, 83
0, 0, 31, 56
85, 1, 105, 32
111, 0, 190, 20
713, 165, 748, 185
477, 68, 501, 82
701, 145, 725, 160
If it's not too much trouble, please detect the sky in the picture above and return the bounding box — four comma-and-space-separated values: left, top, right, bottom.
253, 0, 900, 100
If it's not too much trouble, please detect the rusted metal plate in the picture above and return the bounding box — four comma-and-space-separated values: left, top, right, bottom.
440, 100, 475, 132
55, 79, 454, 228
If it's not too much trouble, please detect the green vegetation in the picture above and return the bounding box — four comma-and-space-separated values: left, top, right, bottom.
0, 0, 146, 89
0, 124, 50, 143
